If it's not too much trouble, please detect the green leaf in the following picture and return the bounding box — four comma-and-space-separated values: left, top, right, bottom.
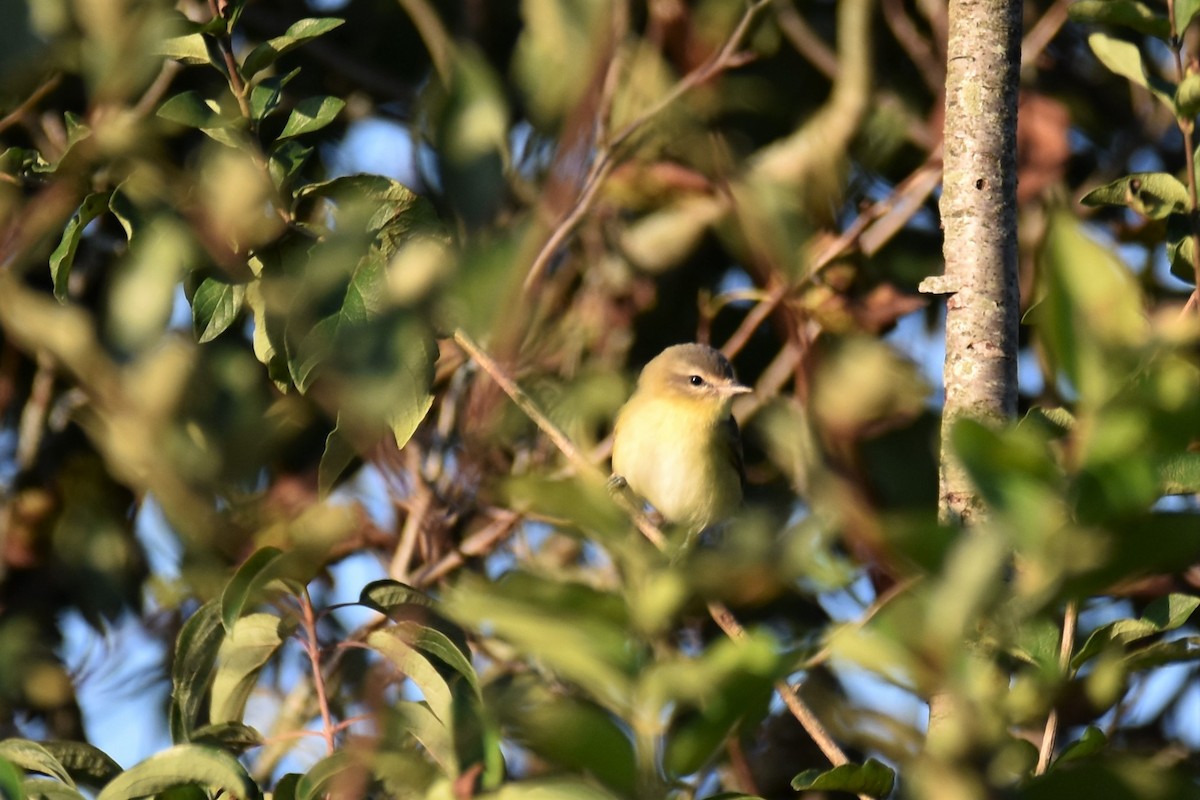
317, 414, 359, 495
295, 752, 354, 800
359, 579, 434, 614
220, 547, 309, 631
157, 91, 224, 129
242, 18, 346, 79
1160, 451, 1200, 493
1177, 73, 1200, 118
483, 778, 622, 800
94, 745, 261, 800
209, 614, 286, 723
1073, 593, 1200, 668
35, 742, 120, 788
442, 573, 638, 711
191, 277, 246, 343
1166, 212, 1198, 284
391, 701, 457, 774
155, 33, 216, 66
0, 759, 23, 800
1086, 33, 1175, 108
0, 740, 73, 787
21, 778, 85, 800
366, 628, 456, 724
791, 758, 896, 798
1053, 725, 1107, 767
248, 68, 300, 122
388, 331, 436, 450
170, 600, 226, 743
1079, 172, 1190, 219
49, 193, 110, 302
277, 96, 345, 139
1068, 0, 1171, 38
272, 774, 301, 800
266, 140, 312, 190
188, 722, 263, 754
1176, 0, 1200, 35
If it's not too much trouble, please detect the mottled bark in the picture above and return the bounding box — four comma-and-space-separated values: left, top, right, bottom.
920, 0, 1022, 526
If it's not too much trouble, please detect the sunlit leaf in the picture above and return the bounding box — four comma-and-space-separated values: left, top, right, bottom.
242, 18, 346, 79
359, 579, 434, 614
1068, 0, 1171, 38
791, 758, 896, 798
220, 546, 310, 631
21, 777, 85, 800
1086, 33, 1175, 109
295, 751, 355, 800
0, 759, 22, 800
366, 628, 456, 724
94, 745, 261, 800
209, 614, 286, 724
1080, 173, 1189, 220
277, 95, 345, 139
155, 33, 216, 66
1073, 593, 1200, 668
391, 701, 457, 774
248, 68, 300, 122
0, 740, 74, 787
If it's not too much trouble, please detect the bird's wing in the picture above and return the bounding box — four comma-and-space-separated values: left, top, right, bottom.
723, 415, 746, 487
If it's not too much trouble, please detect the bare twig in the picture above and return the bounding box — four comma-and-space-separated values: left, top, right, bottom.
300, 589, 337, 754
776, 0, 838, 78
1036, 600, 1078, 774
207, 0, 252, 120
0, 74, 62, 135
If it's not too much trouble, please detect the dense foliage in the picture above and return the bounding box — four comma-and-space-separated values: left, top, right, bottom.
1, 0, 1199, 798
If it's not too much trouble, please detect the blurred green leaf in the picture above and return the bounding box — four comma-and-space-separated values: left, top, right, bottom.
481, 778, 622, 800
155, 33, 216, 66
0, 758, 23, 800
242, 18, 346, 79
391, 701, 457, 774
1079, 173, 1189, 219
367, 628, 457, 725
1031, 210, 1147, 405
1068, 1, 1171, 39
191, 277, 245, 343
1176, 73, 1200, 118
1176, 0, 1200, 35
512, 0, 608, 124
1053, 725, 1108, 767
94, 745, 261, 800
1073, 593, 1200, 668
443, 574, 639, 711
277, 95, 345, 139
49, 193, 110, 302
1159, 451, 1200, 493
1022, 756, 1199, 799
317, 414, 358, 495
210, 613, 286, 724
295, 750, 354, 800
491, 677, 636, 797
266, 139, 312, 190
157, 91, 225, 129
791, 758, 896, 798
1086, 34, 1175, 109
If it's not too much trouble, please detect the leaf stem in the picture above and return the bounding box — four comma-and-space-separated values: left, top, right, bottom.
300, 588, 338, 754
1169, 0, 1200, 310
1035, 600, 1078, 774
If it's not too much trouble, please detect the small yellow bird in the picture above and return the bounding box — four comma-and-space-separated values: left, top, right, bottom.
610, 343, 751, 532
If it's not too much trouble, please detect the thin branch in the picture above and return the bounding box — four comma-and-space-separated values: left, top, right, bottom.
396, 0, 454, 84
775, 0, 839, 79
207, 0, 252, 120
300, 589, 337, 755
0, 74, 62, 135
1036, 600, 1078, 774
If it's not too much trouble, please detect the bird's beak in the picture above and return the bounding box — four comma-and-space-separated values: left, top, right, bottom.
722, 382, 752, 397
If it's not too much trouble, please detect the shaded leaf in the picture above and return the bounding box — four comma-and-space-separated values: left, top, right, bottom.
1073, 593, 1200, 668
391, 701, 457, 774
35, 742, 121, 788
191, 277, 246, 343
359, 579, 434, 614
188, 722, 263, 754
155, 34, 216, 66
0, 759, 23, 800
220, 547, 308, 631
170, 600, 225, 743
49, 193, 110, 302
248, 68, 300, 122
22, 778, 85, 800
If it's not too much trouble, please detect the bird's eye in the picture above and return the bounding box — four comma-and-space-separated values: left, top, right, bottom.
689, 375, 704, 387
